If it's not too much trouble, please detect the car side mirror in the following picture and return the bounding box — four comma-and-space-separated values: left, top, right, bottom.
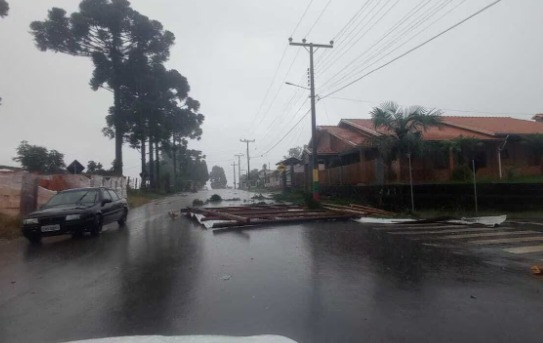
101, 199, 112, 206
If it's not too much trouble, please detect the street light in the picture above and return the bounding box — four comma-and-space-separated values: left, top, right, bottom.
285, 81, 310, 90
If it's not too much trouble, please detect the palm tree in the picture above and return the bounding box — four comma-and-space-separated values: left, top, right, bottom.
370, 101, 443, 182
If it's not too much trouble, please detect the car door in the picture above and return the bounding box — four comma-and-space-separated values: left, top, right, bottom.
107, 189, 123, 221
100, 189, 115, 224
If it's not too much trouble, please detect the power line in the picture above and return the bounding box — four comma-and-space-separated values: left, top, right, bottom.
252, 48, 302, 132
249, 44, 289, 127
331, 0, 372, 42
314, 0, 373, 69
317, 0, 383, 70
259, 97, 310, 150
326, 95, 534, 116
318, 0, 435, 83
291, 0, 316, 37
321, 0, 457, 91
259, 108, 312, 157
321, 0, 503, 100
250, 0, 317, 129
319, 0, 402, 75
306, 0, 333, 37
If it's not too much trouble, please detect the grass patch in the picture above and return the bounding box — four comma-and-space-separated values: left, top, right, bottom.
0, 213, 21, 240
272, 191, 305, 205
127, 189, 164, 208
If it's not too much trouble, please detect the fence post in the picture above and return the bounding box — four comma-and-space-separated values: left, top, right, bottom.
472, 159, 478, 216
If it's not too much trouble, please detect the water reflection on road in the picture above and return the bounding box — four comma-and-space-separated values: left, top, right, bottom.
1, 189, 542, 343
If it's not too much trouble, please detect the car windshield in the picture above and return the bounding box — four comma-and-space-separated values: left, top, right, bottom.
44, 190, 98, 208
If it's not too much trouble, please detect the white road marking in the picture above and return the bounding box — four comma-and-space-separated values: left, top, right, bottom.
372, 225, 467, 231
503, 245, 543, 254
469, 236, 543, 245
388, 227, 516, 236
433, 231, 537, 240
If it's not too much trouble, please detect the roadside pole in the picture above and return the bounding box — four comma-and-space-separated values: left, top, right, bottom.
472, 159, 478, 216
289, 38, 333, 201
240, 139, 255, 190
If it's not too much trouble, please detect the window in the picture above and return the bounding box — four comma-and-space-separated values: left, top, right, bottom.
364, 149, 377, 161
102, 189, 112, 202
45, 189, 98, 207
475, 151, 487, 168
108, 190, 120, 201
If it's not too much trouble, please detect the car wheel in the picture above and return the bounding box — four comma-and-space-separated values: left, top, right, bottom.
118, 209, 128, 227
90, 215, 103, 237
25, 233, 42, 244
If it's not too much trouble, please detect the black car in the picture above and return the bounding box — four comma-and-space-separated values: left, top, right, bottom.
21, 187, 128, 243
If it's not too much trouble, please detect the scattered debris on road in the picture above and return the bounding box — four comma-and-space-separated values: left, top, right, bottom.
182, 204, 358, 231
168, 210, 180, 219
356, 215, 507, 227
322, 203, 395, 217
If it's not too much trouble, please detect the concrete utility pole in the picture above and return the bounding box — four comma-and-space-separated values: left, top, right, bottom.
231, 161, 237, 189
240, 139, 255, 190
235, 153, 243, 189
289, 38, 333, 201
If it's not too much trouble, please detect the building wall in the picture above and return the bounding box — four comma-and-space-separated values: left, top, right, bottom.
0, 172, 127, 217
37, 186, 57, 208
0, 171, 25, 217
316, 140, 543, 186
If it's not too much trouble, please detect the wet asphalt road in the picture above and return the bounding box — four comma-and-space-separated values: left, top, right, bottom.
1, 189, 543, 343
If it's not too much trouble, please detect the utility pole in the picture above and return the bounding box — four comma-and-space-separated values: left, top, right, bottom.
231, 161, 237, 189
235, 153, 244, 189
240, 139, 255, 190
289, 38, 333, 201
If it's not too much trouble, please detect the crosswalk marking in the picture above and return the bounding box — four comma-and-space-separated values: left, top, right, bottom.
372, 225, 467, 231
433, 231, 537, 240
388, 227, 516, 236
503, 245, 543, 254
469, 236, 543, 246
367, 222, 543, 266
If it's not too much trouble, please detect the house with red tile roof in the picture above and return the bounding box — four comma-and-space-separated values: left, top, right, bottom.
300, 116, 543, 186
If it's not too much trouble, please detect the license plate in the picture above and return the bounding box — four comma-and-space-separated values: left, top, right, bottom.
41, 224, 61, 232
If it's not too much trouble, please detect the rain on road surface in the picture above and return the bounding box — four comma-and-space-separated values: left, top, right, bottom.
1, 189, 543, 343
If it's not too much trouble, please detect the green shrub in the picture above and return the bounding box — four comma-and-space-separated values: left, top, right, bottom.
451, 165, 471, 181
209, 194, 222, 202
506, 167, 517, 181
192, 199, 204, 206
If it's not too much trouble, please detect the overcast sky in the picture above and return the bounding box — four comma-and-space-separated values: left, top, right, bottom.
0, 0, 542, 185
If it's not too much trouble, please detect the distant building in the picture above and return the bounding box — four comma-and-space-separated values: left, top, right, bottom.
295, 116, 543, 186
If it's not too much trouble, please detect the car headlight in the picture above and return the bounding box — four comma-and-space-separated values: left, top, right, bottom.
65, 214, 81, 221
23, 218, 39, 225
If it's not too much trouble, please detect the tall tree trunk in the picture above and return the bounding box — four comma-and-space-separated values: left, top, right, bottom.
113, 84, 123, 176
111, 39, 123, 176
149, 133, 155, 189
140, 136, 146, 189
172, 137, 177, 192
155, 137, 160, 191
